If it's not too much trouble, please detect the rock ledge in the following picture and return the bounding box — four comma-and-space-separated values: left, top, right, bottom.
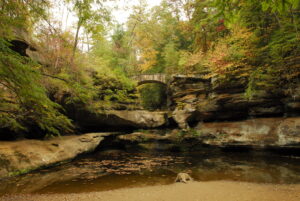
0, 133, 108, 178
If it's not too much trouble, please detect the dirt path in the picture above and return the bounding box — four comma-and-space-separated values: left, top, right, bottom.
1, 181, 300, 201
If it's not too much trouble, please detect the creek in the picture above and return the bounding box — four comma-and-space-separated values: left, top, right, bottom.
0, 145, 299, 196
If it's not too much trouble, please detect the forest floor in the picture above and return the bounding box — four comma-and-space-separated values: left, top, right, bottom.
1, 181, 300, 201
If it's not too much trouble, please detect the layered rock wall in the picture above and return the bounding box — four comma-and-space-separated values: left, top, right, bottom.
115, 117, 300, 150
196, 117, 300, 148
169, 75, 300, 128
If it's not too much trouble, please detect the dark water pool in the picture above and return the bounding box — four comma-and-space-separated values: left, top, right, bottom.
0, 150, 299, 195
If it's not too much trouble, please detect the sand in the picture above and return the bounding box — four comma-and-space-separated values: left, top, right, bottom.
1, 181, 299, 201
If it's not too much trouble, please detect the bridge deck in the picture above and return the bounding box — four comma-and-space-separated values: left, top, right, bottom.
131, 74, 167, 85
131, 74, 208, 85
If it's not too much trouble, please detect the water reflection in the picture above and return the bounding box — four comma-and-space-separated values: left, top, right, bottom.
0, 150, 299, 195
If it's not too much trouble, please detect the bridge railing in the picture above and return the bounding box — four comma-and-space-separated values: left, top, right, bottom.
131, 73, 167, 84
131, 73, 208, 85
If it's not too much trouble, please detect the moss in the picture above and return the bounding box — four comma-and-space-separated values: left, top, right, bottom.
176, 128, 202, 140
176, 102, 186, 110
6, 159, 73, 178
139, 135, 149, 142
218, 133, 228, 140
135, 129, 151, 134
190, 128, 202, 137
8, 168, 34, 177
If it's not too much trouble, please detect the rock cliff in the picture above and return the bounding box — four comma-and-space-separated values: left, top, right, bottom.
116, 117, 300, 151
0, 133, 109, 178
169, 75, 300, 128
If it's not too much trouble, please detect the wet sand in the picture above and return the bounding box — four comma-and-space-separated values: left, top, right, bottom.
1, 181, 299, 201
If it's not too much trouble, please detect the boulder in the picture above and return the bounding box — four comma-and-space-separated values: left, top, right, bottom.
0, 133, 109, 178
75, 109, 168, 130
109, 110, 168, 128
277, 118, 300, 146
172, 104, 197, 129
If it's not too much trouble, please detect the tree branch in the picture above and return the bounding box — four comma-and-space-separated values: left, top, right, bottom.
41, 73, 68, 82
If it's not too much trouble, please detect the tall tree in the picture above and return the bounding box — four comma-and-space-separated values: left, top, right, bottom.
67, 0, 110, 63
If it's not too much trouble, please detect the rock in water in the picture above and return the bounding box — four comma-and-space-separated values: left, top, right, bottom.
175, 172, 193, 183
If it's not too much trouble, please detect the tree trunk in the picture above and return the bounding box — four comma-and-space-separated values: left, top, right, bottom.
71, 20, 81, 64
86, 33, 90, 52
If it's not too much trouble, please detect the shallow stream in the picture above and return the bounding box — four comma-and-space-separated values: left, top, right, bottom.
0, 149, 299, 195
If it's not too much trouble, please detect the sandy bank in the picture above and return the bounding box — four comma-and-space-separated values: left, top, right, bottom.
1, 181, 299, 201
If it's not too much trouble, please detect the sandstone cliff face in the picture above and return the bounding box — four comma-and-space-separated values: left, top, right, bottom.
169, 75, 300, 128
115, 117, 300, 151
196, 117, 300, 148
0, 133, 108, 178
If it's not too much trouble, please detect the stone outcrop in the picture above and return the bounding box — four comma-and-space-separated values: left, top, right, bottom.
8, 28, 47, 65
115, 117, 300, 151
10, 28, 36, 56
172, 104, 197, 129
196, 117, 300, 148
75, 110, 168, 130
0, 163, 106, 194
109, 110, 168, 128
0, 133, 109, 178
169, 75, 300, 127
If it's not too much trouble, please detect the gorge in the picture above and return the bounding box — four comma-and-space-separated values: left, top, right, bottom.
1, 0, 300, 200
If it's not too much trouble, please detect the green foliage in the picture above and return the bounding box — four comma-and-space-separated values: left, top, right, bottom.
92, 71, 136, 108
0, 0, 74, 137
218, 0, 300, 93
67, 0, 110, 37
1, 0, 300, 138
182, 0, 300, 96
134, 129, 151, 134
126, 2, 193, 75
0, 0, 139, 138
163, 42, 180, 74
138, 84, 167, 110
175, 128, 202, 143
0, 39, 73, 136
84, 46, 137, 109
177, 128, 202, 138
0, 0, 48, 39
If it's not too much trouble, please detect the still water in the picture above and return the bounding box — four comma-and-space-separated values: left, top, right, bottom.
0, 150, 299, 195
